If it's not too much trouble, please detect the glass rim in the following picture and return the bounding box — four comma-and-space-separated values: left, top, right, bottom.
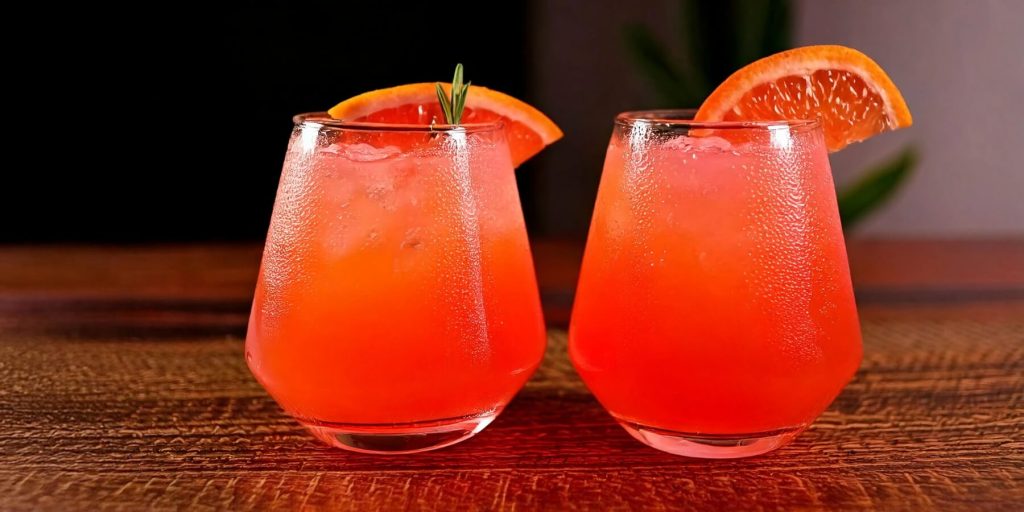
615, 109, 821, 131
293, 112, 505, 133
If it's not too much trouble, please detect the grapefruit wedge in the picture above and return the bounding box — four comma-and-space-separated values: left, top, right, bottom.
329, 84, 562, 166
694, 45, 912, 151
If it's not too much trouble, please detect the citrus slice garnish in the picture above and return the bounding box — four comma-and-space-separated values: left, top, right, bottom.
694, 45, 912, 151
328, 84, 562, 166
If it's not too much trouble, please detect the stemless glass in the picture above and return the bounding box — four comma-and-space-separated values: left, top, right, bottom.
570, 110, 862, 458
246, 114, 546, 454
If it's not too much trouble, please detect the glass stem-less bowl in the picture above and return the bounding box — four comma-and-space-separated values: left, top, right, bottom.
569, 110, 863, 458
246, 114, 547, 453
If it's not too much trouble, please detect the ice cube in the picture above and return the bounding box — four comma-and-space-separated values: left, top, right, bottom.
322, 143, 401, 162
662, 135, 733, 153
401, 227, 424, 250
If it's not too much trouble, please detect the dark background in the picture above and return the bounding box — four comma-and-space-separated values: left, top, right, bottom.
9, 2, 1018, 243
4, 3, 537, 243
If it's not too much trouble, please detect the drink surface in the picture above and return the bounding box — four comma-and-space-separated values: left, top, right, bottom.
570, 127, 862, 434
247, 126, 546, 425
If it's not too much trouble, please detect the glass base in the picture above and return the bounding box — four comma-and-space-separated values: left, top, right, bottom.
617, 420, 805, 459
299, 410, 499, 454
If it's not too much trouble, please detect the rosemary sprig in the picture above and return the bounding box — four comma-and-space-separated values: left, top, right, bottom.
435, 63, 471, 125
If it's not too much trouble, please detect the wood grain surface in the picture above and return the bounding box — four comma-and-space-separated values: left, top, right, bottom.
1, 241, 1022, 511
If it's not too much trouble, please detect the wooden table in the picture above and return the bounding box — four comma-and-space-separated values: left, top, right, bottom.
2, 240, 1022, 511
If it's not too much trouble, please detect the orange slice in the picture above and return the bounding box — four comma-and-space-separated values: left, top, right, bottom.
694, 45, 912, 151
328, 84, 562, 166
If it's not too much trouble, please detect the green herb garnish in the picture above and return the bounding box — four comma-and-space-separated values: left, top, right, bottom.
435, 63, 470, 125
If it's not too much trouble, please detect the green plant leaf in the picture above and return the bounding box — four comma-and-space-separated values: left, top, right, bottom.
675, 0, 793, 102
761, 0, 792, 54
675, 0, 711, 99
685, 0, 743, 86
733, 0, 770, 68
625, 0, 794, 107
455, 82, 470, 124
622, 24, 695, 105
436, 63, 469, 124
435, 83, 453, 124
837, 146, 918, 230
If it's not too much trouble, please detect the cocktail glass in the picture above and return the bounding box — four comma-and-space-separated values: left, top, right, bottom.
247, 114, 546, 454
570, 110, 862, 458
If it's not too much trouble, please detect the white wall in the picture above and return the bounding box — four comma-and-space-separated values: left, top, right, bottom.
797, 0, 1024, 236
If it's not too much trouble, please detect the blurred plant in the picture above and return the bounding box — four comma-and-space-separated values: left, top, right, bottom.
623, 0, 914, 231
